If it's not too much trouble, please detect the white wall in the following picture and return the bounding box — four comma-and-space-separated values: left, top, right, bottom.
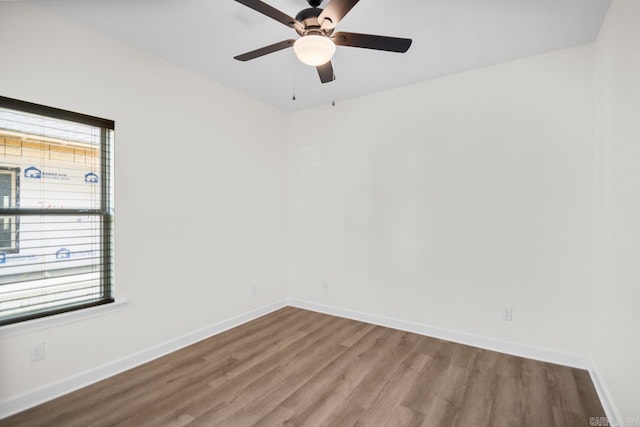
2, 0, 639, 421
0, 2, 288, 401
288, 45, 595, 355
593, 0, 640, 421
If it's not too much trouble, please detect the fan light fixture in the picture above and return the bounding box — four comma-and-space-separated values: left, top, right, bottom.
293, 35, 336, 66
233, 0, 413, 85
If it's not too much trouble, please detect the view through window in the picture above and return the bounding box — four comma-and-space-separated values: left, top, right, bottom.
0, 97, 114, 326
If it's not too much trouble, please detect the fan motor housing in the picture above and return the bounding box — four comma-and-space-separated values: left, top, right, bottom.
295, 7, 333, 36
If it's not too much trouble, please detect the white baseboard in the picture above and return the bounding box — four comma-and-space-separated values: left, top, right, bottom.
288, 298, 591, 369
589, 360, 623, 426
0, 299, 288, 419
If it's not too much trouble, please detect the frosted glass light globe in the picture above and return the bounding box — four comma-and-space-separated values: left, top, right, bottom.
293, 35, 336, 66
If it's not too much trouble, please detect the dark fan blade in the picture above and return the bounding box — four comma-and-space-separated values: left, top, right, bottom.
234, 0, 301, 29
333, 32, 412, 53
316, 61, 335, 83
234, 39, 295, 61
318, 0, 360, 30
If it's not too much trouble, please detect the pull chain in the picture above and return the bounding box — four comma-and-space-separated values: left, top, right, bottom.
331, 52, 336, 107
331, 76, 335, 106
292, 50, 297, 101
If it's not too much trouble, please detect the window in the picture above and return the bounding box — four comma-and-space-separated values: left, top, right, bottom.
0, 96, 114, 326
0, 166, 19, 253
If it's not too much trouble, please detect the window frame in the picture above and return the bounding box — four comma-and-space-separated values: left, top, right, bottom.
0, 96, 115, 326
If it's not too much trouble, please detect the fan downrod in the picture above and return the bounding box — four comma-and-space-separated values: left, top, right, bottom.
307, 0, 322, 7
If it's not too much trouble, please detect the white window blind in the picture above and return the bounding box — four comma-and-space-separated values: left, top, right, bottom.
0, 96, 114, 326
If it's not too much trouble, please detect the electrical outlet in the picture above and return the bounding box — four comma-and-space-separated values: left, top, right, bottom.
502, 307, 513, 322
251, 285, 257, 296
30, 342, 46, 362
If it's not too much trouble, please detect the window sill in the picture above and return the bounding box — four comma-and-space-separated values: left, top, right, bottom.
0, 298, 128, 338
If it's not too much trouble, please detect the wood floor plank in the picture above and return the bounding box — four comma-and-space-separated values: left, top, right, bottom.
61, 353, 234, 427
321, 332, 422, 425
411, 343, 482, 427
270, 329, 408, 427
112, 318, 326, 427
401, 340, 459, 412
487, 353, 525, 427
205, 314, 352, 391
546, 362, 591, 427
2, 359, 179, 426
520, 357, 556, 426
450, 348, 501, 427
183, 316, 367, 425
203, 314, 333, 389
417, 353, 479, 426
358, 350, 430, 425
572, 368, 606, 421
237, 326, 394, 426
385, 406, 426, 427
2, 307, 606, 427
197, 307, 315, 363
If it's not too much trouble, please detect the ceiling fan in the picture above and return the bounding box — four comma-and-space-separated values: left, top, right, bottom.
233, 0, 412, 84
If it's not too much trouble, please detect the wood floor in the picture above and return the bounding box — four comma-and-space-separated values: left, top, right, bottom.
2, 307, 605, 427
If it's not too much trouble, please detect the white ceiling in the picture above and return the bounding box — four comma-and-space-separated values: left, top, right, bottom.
32, 0, 611, 111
